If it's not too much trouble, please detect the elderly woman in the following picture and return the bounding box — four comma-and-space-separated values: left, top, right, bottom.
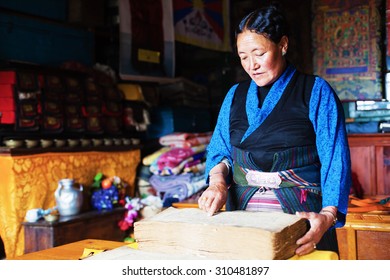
198, 4, 351, 256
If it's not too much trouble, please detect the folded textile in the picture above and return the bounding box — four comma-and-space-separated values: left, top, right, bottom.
183, 161, 206, 174
159, 132, 212, 148
149, 172, 207, 203
156, 144, 206, 172
150, 151, 205, 176
162, 152, 206, 176
142, 146, 172, 166
160, 132, 211, 142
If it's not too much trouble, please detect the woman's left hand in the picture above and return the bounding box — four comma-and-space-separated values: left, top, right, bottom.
294, 211, 334, 256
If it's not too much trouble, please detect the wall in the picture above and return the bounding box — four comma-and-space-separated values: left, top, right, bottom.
0, 1, 95, 66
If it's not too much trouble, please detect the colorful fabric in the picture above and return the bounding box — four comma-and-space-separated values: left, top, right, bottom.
149, 145, 206, 176
159, 151, 206, 176
159, 131, 213, 148
312, 0, 383, 100
245, 188, 284, 213
149, 172, 207, 204
142, 146, 172, 166
156, 145, 206, 173
173, 0, 231, 52
183, 160, 206, 174
230, 145, 322, 213
273, 187, 322, 214
232, 147, 321, 188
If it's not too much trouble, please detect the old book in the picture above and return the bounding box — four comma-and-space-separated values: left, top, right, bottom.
134, 207, 308, 260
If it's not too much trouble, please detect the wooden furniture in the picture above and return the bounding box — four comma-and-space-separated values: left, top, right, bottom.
172, 195, 201, 209
336, 212, 390, 260
11, 239, 127, 260
171, 189, 229, 210
173, 199, 224, 210
0, 148, 140, 259
23, 208, 127, 254
348, 134, 390, 196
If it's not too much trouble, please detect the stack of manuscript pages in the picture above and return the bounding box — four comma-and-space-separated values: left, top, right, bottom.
134, 207, 307, 260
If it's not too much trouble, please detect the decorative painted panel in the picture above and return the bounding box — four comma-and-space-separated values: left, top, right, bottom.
312, 0, 383, 100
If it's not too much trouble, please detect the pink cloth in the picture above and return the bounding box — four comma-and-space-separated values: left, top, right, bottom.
157, 148, 194, 170
156, 145, 206, 171
159, 132, 212, 148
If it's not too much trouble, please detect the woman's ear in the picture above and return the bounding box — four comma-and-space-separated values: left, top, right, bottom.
280, 35, 289, 54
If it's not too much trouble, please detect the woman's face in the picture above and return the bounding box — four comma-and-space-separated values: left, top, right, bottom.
237, 30, 288, 87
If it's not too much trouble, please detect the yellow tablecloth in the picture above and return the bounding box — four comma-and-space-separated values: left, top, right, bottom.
289, 250, 339, 260
0, 149, 140, 259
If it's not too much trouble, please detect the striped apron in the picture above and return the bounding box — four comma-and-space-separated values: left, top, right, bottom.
226, 145, 339, 253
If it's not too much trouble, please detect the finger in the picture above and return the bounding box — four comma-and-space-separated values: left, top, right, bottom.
296, 226, 315, 245
295, 241, 316, 256
207, 199, 220, 217
204, 196, 215, 214
296, 211, 311, 220
198, 196, 207, 210
201, 196, 215, 214
296, 233, 312, 245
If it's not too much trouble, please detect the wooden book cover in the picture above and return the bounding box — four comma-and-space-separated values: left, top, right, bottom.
134, 207, 307, 260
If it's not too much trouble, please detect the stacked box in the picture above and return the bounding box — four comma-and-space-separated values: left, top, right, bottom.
0, 70, 40, 131
0, 83, 15, 124
0, 65, 150, 144
41, 74, 65, 133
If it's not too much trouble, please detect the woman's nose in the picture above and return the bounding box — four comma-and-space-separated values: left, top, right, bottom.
250, 57, 259, 69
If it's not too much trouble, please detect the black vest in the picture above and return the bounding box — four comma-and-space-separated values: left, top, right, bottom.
229, 71, 316, 171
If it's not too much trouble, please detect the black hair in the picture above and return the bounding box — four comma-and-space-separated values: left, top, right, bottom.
235, 3, 288, 44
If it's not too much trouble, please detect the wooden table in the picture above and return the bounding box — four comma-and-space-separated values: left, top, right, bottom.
10, 239, 127, 260
172, 191, 226, 211
172, 197, 200, 209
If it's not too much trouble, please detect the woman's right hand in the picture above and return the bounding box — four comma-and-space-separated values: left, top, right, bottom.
198, 183, 228, 216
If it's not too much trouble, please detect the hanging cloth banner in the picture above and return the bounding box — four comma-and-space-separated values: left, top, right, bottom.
119, 0, 175, 81
173, 0, 231, 52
